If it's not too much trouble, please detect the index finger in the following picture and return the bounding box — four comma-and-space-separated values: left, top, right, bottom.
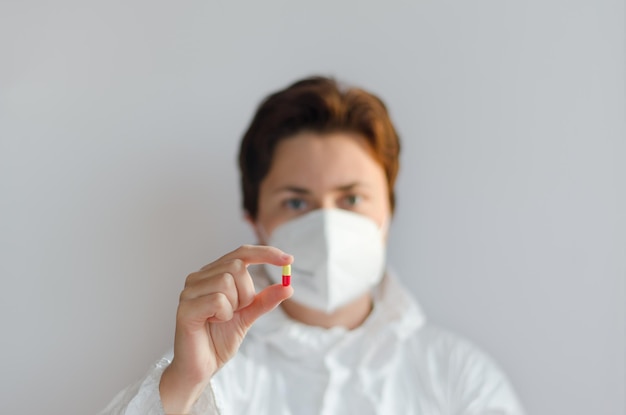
208, 244, 293, 269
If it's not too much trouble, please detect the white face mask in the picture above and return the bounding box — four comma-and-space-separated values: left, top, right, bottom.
262, 209, 387, 313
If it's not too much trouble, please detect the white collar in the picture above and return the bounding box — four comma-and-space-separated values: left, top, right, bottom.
247, 266, 426, 368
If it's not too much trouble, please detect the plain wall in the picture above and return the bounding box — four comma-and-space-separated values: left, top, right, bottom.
1, 1, 623, 414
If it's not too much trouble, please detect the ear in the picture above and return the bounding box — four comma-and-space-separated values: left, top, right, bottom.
243, 211, 254, 226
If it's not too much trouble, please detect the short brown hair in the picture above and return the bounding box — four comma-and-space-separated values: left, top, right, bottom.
238, 76, 401, 219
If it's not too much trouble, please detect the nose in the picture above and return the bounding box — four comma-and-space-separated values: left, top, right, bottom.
319, 196, 338, 210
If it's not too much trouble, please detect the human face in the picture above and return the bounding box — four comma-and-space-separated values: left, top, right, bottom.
252, 131, 391, 240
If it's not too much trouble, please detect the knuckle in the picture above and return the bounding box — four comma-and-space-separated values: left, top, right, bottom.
237, 244, 254, 253
230, 258, 246, 274
178, 288, 190, 302
218, 274, 239, 308
211, 292, 231, 310
216, 272, 235, 289
185, 271, 199, 286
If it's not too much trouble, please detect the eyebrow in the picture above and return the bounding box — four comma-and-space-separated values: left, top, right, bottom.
335, 182, 365, 192
272, 182, 366, 195
273, 186, 311, 195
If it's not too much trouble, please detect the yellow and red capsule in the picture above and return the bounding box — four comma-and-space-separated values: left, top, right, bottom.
282, 264, 291, 286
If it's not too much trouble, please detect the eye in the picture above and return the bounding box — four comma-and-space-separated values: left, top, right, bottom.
283, 198, 308, 211
342, 194, 362, 208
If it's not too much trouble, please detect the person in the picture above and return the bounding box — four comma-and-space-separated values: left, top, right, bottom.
99, 76, 525, 415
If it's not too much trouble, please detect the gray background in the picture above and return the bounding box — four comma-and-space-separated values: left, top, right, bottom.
1, 1, 624, 414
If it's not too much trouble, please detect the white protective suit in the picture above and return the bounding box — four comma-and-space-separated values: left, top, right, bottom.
99, 268, 525, 415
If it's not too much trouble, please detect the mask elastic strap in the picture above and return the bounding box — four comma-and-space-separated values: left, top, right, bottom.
380, 216, 391, 234
256, 223, 270, 244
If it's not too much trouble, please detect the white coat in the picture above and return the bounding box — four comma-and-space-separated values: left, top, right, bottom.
99, 269, 525, 415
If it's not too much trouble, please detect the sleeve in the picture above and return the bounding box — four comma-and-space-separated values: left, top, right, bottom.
97, 352, 223, 415
446, 336, 526, 415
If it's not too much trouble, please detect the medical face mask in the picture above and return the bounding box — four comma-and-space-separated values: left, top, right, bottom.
262, 208, 387, 313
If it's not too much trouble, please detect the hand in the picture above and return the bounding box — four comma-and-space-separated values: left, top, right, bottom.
159, 245, 293, 413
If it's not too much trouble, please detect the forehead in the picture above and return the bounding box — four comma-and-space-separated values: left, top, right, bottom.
262, 131, 385, 191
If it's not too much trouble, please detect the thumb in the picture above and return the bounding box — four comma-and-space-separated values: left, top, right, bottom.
238, 284, 293, 330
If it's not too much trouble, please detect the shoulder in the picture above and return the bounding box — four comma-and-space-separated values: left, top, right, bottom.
412, 324, 493, 362
409, 323, 509, 382
408, 324, 526, 414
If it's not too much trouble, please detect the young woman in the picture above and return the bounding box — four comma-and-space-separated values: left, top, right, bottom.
101, 77, 524, 415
